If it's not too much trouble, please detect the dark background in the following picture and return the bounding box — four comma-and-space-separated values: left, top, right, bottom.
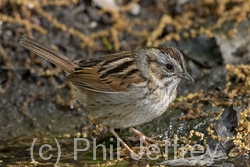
0, 0, 250, 166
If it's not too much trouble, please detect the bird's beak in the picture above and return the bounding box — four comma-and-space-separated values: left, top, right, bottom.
178, 71, 194, 82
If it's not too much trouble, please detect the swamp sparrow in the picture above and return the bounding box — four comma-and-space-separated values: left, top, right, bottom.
19, 36, 193, 156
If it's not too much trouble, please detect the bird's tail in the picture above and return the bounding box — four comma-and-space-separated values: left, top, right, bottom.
19, 36, 76, 74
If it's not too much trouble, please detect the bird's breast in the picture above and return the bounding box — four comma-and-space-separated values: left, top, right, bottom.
76, 82, 177, 129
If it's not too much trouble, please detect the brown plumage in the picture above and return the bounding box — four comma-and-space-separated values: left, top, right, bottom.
19, 36, 193, 157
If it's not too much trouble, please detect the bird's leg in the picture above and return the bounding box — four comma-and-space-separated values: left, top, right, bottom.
129, 128, 165, 146
109, 127, 139, 159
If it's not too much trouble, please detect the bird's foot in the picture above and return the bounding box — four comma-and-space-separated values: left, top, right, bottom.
129, 128, 165, 146
109, 127, 142, 159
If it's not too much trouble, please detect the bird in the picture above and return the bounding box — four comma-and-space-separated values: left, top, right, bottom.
19, 36, 194, 157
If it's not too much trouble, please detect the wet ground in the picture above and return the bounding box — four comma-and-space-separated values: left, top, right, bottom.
0, 0, 250, 166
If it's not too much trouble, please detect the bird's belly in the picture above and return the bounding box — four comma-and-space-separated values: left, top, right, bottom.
78, 87, 175, 129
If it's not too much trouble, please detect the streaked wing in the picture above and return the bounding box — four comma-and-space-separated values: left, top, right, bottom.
97, 51, 146, 92
66, 67, 117, 92
68, 51, 146, 93
20, 36, 146, 93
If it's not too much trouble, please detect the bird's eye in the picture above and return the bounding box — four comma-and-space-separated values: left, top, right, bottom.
166, 63, 173, 70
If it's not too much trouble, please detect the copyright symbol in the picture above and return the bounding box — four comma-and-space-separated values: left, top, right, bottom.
30, 138, 61, 166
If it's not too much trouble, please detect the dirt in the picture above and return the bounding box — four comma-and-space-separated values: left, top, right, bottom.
0, 0, 250, 166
